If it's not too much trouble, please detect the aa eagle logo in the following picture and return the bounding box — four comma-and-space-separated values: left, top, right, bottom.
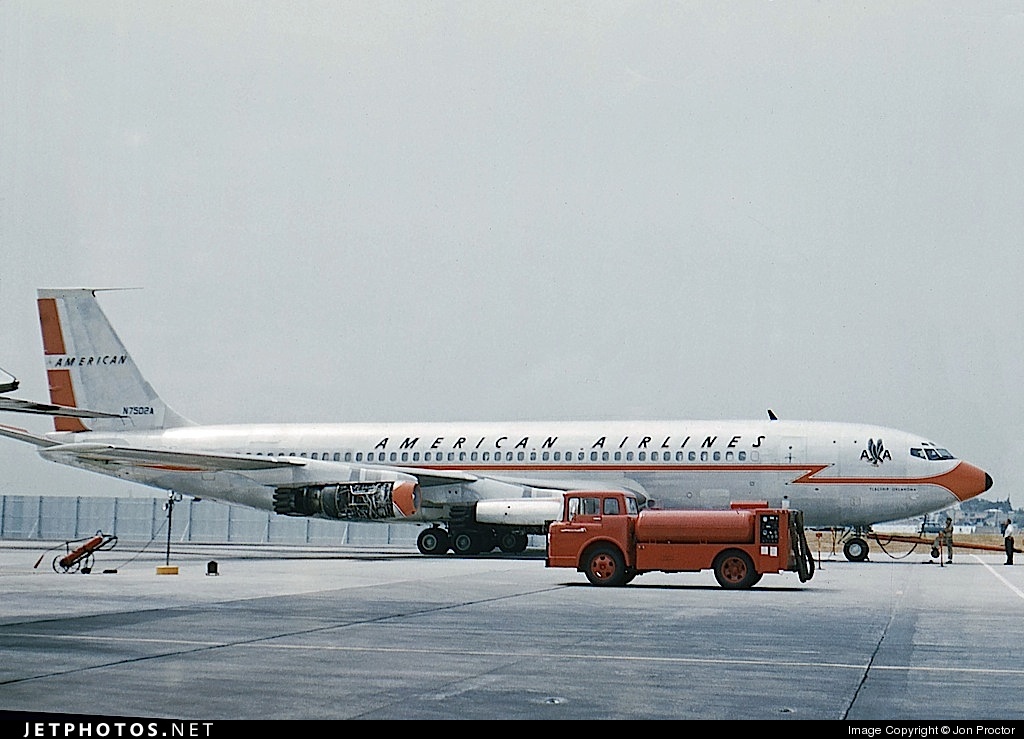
861, 438, 890, 465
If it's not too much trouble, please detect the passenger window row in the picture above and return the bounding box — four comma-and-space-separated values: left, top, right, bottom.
245, 449, 759, 464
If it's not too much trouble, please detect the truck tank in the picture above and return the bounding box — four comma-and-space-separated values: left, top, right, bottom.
635, 509, 757, 544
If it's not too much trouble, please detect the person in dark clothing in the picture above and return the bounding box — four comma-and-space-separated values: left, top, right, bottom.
1003, 519, 1016, 565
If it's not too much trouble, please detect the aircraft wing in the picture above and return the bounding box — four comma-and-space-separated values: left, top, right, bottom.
38, 443, 310, 471
386, 467, 639, 495
16, 438, 646, 525
387, 466, 479, 486
0, 431, 601, 491
477, 471, 643, 496
0, 396, 126, 419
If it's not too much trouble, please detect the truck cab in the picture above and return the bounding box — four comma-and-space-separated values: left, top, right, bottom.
547, 490, 640, 572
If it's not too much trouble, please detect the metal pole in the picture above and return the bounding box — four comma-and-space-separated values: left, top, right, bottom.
165, 493, 173, 566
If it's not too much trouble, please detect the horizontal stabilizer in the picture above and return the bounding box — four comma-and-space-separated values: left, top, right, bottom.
0, 423, 60, 447
0, 366, 18, 393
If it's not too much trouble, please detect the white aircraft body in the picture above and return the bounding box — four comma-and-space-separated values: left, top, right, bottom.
0, 289, 993, 561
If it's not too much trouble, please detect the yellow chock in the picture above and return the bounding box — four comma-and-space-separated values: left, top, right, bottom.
156, 565, 179, 575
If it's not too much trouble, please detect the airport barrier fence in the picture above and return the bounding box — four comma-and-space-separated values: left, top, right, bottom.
0, 495, 424, 548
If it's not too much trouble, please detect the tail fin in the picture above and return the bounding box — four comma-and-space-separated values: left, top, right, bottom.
37, 288, 194, 433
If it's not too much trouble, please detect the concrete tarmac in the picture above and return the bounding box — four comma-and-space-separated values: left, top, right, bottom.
1, 539, 1022, 721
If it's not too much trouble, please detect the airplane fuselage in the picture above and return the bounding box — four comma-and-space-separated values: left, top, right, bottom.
40, 418, 983, 529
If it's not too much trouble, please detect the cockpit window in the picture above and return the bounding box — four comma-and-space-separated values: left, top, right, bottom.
911, 447, 955, 461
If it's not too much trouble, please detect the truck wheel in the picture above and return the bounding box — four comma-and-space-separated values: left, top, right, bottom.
417, 527, 449, 556
843, 537, 869, 562
584, 545, 627, 587
713, 550, 758, 589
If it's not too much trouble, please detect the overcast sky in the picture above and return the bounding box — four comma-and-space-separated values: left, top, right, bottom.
1, 2, 1022, 506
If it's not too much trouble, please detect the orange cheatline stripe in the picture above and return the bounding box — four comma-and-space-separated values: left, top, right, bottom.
403, 462, 974, 496
37, 298, 66, 355
791, 461, 986, 498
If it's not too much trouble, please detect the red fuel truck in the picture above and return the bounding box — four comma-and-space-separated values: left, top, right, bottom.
546, 491, 815, 589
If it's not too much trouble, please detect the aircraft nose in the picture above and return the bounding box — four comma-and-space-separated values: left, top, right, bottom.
945, 461, 993, 501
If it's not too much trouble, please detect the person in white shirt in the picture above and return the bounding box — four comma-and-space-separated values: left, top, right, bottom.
1003, 518, 1016, 566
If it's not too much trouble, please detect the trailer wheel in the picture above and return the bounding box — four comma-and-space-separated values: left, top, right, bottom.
583, 545, 627, 587
843, 537, 869, 562
712, 550, 758, 589
417, 527, 449, 556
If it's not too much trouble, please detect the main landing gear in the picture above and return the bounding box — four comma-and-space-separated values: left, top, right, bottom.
843, 536, 870, 562
809, 528, 873, 561
416, 524, 530, 556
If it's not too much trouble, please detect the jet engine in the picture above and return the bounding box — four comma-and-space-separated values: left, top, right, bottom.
273, 479, 418, 521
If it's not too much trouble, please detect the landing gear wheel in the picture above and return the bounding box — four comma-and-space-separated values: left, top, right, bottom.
713, 549, 758, 589
417, 527, 449, 556
475, 530, 497, 554
584, 545, 627, 587
451, 531, 478, 555
498, 531, 529, 553
843, 537, 870, 562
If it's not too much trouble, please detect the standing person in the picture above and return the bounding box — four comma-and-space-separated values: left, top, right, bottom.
1004, 518, 1016, 566
941, 516, 954, 563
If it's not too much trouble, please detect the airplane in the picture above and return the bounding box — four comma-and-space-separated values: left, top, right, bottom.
0, 288, 993, 562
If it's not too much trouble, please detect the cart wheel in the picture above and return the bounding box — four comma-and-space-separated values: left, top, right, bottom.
53, 555, 78, 574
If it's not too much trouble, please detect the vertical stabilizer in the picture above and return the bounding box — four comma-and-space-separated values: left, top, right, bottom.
37, 289, 194, 432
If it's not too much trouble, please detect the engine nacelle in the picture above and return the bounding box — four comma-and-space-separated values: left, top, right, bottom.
475, 499, 564, 527
273, 479, 418, 521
